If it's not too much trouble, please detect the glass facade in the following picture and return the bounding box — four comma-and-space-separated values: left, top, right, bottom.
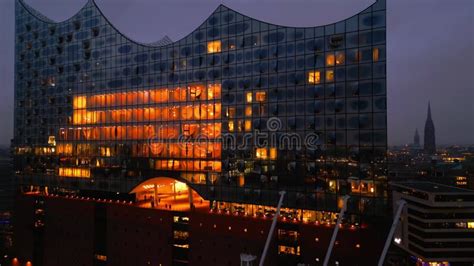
13, 0, 387, 216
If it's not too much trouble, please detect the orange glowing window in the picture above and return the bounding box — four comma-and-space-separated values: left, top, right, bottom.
373, 48, 380, 61
59, 167, 90, 178
228, 121, 234, 132
256, 148, 268, 159
326, 70, 334, 82
270, 147, 277, 160
94, 254, 107, 262
308, 71, 321, 84
207, 84, 221, 100
189, 85, 204, 100
326, 54, 335, 66
245, 106, 252, 116
255, 91, 266, 102
207, 40, 221, 53
73, 96, 87, 109
245, 120, 252, 131
246, 92, 253, 103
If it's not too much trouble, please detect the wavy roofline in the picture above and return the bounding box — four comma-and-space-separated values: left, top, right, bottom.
18, 0, 382, 48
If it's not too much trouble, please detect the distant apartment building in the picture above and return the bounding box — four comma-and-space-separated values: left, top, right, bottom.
392, 182, 474, 265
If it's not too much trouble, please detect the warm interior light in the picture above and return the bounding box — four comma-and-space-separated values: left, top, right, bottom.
255, 91, 266, 102
256, 148, 268, 159
326, 69, 334, 82
373, 48, 380, 61
326, 54, 335, 66
244, 120, 252, 131
245, 106, 252, 116
246, 92, 253, 103
59, 167, 90, 178
269, 147, 277, 160
73, 96, 87, 109
308, 71, 321, 84
207, 40, 221, 53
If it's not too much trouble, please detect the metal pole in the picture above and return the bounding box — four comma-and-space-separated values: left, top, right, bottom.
323, 195, 350, 266
259, 191, 286, 266
377, 200, 406, 266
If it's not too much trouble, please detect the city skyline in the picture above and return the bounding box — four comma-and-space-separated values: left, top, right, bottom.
0, 0, 473, 147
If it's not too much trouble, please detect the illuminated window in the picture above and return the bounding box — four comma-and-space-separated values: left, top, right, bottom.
59, 167, 90, 178
270, 148, 277, 160
189, 85, 203, 100
308, 71, 321, 84
173, 244, 189, 249
256, 148, 268, 159
245, 106, 252, 116
326, 70, 334, 82
244, 120, 252, 131
468, 222, 474, 229
373, 48, 379, 61
73, 96, 87, 109
94, 254, 107, 262
207, 83, 221, 100
207, 40, 221, 53
173, 230, 189, 240
255, 91, 266, 102
246, 92, 253, 103
278, 245, 300, 255
48, 136, 56, 146
335, 51, 345, 65
228, 121, 234, 132
326, 54, 335, 66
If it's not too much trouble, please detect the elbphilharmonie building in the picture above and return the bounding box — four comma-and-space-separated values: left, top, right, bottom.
12, 0, 388, 265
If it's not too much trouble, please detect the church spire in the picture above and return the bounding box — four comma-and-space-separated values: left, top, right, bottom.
414, 128, 420, 147
427, 101, 432, 121
424, 102, 436, 154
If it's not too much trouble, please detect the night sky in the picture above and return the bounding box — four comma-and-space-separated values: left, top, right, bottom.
0, 0, 473, 146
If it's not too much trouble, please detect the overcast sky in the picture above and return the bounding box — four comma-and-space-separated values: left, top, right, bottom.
0, 0, 473, 146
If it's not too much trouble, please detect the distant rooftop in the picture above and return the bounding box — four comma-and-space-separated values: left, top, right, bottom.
392, 181, 474, 194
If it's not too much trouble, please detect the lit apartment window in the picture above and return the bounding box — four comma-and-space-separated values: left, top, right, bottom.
256, 148, 268, 159
255, 91, 266, 102
278, 245, 301, 255
326, 54, 335, 66
228, 121, 234, 132
270, 147, 277, 159
94, 255, 107, 262
245, 120, 252, 131
246, 92, 253, 103
326, 69, 334, 82
189, 85, 203, 100
245, 106, 252, 116
73, 96, 87, 109
308, 71, 321, 84
373, 48, 380, 61
207, 40, 221, 53
468, 222, 474, 229
207, 83, 221, 100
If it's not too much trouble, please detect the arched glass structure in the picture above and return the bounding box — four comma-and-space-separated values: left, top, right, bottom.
13, 0, 387, 217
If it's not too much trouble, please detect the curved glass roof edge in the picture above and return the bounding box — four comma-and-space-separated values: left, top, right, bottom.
17, 0, 384, 48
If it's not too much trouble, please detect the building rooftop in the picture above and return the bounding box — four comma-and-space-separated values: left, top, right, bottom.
392, 181, 474, 194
